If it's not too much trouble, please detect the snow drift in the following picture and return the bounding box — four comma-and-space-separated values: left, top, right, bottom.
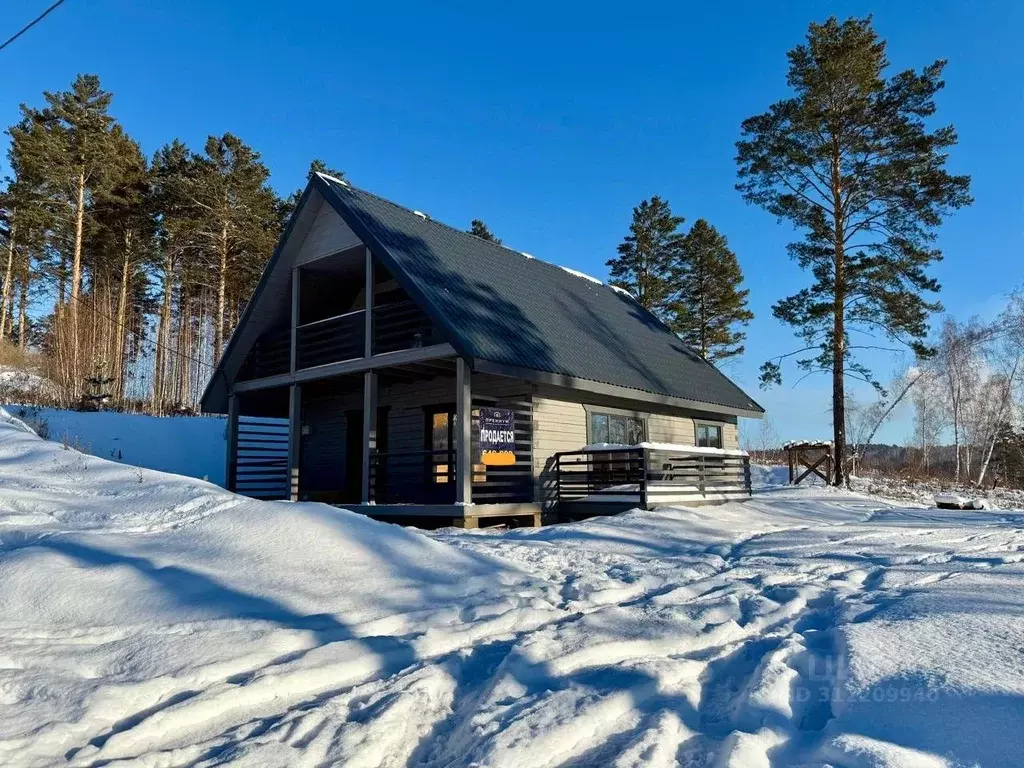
2, 408, 1024, 767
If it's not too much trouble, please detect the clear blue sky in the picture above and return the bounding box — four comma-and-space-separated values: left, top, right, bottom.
3, 0, 1021, 442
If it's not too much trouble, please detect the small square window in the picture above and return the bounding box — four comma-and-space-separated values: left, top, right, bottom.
697, 424, 723, 449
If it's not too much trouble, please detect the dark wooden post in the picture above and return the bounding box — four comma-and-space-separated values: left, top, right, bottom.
455, 357, 472, 507
361, 370, 377, 503
287, 384, 301, 501
698, 454, 706, 497
638, 448, 649, 510
743, 455, 752, 496
554, 452, 563, 508
225, 392, 239, 492
364, 246, 374, 357
290, 266, 300, 373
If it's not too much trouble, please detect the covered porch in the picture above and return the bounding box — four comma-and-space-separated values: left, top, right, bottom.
223, 244, 539, 527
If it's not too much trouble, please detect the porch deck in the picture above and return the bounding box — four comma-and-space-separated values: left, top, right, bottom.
554, 445, 752, 517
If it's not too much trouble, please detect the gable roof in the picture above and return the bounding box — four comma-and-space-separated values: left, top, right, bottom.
311, 175, 763, 417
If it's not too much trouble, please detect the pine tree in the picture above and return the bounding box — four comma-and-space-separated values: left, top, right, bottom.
187, 134, 282, 362
149, 139, 197, 408
0, 145, 47, 350
90, 126, 156, 397
468, 219, 501, 244
736, 16, 972, 486
670, 219, 752, 362
9, 74, 118, 397
608, 196, 683, 314
283, 159, 347, 220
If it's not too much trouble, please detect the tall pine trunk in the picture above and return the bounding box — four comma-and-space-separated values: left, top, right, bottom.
70, 168, 86, 398
831, 139, 847, 487
214, 219, 228, 363
17, 257, 29, 350
114, 233, 132, 401
0, 217, 15, 340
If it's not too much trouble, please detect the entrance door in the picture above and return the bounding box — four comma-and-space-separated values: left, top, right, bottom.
343, 409, 363, 502
425, 407, 456, 503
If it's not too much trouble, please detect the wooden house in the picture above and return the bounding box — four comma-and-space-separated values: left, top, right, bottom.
200, 174, 765, 527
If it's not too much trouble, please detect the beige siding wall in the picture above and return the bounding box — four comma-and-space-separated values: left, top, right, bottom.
531, 384, 740, 506
647, 413, 696, 444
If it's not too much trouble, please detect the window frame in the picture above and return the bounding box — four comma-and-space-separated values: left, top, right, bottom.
695, 421, 724, 450
583, 405, 648, 446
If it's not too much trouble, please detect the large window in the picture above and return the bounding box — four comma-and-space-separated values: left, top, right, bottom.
697, 423, 723, 449
589, 411, 646, 445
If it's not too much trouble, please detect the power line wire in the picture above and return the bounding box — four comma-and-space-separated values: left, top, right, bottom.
0, 0, 70, 53
49, 284, 217, 371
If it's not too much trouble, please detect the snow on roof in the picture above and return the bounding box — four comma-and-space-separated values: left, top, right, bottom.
314, 172, 347, 187
610, 285, 636, 300
412, 210, 429, 219
520, 252, 535, 259
783, 439, 833, 450
559, 266, 603, 285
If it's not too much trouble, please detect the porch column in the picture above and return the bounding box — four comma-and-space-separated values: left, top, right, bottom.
455, 357, 472, 505
364, 246, 373, 357
290, 266, 300, 373
361, 370, 378, 503
288, 384, 301, 501
225, 392, 239, 492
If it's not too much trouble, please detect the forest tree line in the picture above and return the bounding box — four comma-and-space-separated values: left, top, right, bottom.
0, 74, 340, 411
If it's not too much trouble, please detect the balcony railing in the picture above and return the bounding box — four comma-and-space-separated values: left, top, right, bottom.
239, 300, 441, 381
373, 300, 438, 354
296, 310, 365, 370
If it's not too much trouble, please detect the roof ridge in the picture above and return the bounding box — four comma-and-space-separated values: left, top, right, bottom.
321, 176, 616, 289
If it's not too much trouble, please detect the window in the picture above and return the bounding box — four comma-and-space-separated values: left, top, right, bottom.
697, 423, 723, 449
431, 411, 451, 483
426, 407, 486, 484
589, 411, 646, 445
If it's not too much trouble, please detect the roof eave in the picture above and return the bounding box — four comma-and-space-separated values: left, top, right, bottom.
471, 358, 766, 419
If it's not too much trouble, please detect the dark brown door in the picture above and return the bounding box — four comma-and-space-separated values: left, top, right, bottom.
343, 409, 363, 502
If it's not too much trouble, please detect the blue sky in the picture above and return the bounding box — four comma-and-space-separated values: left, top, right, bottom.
3, 0, 1021, 442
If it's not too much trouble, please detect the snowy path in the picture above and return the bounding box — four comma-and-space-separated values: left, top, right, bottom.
1, 413, 1023, 766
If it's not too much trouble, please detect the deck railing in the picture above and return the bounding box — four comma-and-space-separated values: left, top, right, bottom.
369, 445, 534, 505
369, 449, 456, 504
554, 446, 752, 511
240, 301, 439, 381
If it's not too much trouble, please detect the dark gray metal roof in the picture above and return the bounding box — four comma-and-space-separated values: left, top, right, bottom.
316, 176, 763, 416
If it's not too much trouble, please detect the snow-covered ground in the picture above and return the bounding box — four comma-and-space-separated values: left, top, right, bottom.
4, 406, 226, 485
1, 410, 1023, 767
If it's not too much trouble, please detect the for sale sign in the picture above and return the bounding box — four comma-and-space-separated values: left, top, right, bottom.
479, 407, 516, 466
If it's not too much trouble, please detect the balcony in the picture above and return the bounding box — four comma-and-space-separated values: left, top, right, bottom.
239, 300, 441, 381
